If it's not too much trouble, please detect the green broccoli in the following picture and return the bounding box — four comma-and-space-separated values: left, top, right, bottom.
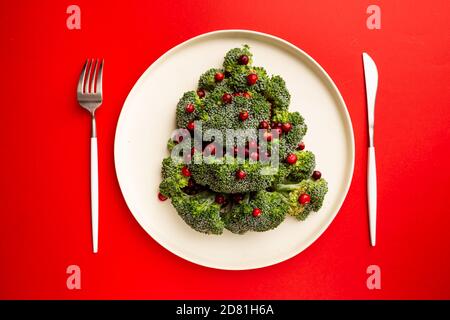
171, 192, 224, 234
158, 157, 189, 198
275, 178, 328, 220
287, 150, 316, 182
274, 111, 307, 158
202, 93, 270, 143
228, 66, 269, 94
265, 75, 291, 112
198, 68, 224, 91
223, 191, 288, 234
223, 45, 253, 73
190, 156, 275, 194
160, 45, 329, 235
176, 91, 203, 128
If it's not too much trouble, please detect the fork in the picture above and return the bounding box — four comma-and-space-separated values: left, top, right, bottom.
77, 59, 103, 253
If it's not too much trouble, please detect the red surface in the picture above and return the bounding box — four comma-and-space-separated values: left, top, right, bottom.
1, 1, 449, 299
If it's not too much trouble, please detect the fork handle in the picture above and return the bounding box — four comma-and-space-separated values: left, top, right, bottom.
91, 134, 99, 253
367, 146, 377, 247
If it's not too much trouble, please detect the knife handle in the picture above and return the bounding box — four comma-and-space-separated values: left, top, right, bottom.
367, 146, 377, 247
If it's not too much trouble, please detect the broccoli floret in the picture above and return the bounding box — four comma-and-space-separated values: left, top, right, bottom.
275, 111, 307, 158
223, 45, 253, 73
202, 93, 270, 143
223, 191, 288, 234
190, 156, 275, 194
265, 75, 291, 112
275, 178, 328, 220
198, 68, 224, 91
228, 66, 269, 93
158, 157, 189, 198
171, 192, 224, 234
287, 150, 316, 182
176, 91, 203, 128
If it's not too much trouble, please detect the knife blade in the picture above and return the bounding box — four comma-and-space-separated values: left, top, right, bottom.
363, 52, 378, 247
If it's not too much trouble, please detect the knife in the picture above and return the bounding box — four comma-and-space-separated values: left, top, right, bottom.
363, 52, 378, 247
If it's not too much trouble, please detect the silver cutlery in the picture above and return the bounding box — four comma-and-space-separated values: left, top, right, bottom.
363, 52, 378, 247
77, 59, 104, 253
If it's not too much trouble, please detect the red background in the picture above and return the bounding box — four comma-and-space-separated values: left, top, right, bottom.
1, 0, 449, 299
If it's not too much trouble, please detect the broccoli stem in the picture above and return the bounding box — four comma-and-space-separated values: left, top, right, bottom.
274, 183, 301, 192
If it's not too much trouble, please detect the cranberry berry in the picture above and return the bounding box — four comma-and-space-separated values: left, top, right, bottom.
286, 153, 297, 165
187, 121, 195, 131
185, 103, 195, 113
247, 73, 258, 86
239, 111, 249, 121
197, 89, 205, 98
233, 194, 244, 203
243, 91, 251, 99
238, 54, 249, 65
158, 192, 168, 201
214, 72, 224, 82
297, 141, 305, 150
298, 193, 311, 205
312, 170, 322, 180
252, 208, 262, 217
181, 166, 191, 177
222, 93, 232, 104
215, 194, 225, 205
282, 122, 292, 133
236, 169, 247, 180
259, 120, 269, 129
263, 131, 273, 142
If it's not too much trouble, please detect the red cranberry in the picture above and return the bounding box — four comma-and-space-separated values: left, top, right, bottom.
236, 169, 246, 180
158, 192, 168, 201
297, 141, 305, 150
185, 103, 195, 113
247, 73, 258, 85
259, 120, 269, 129
250, 152, 259, 161
214, 72, 224, 82
181, 166, 191, 177
233, 194, 244, 203
191, 147, 197, 155
312, 170, 322, 180
215, 194, 225, 204
271, 122, 278, 129
286, 153, 297, 165
243, 92, 251, 99
238, 55, 249, 65
282, 123, 292, 133
233, 92, 241, 96
248, 140, 258, 149
239, 111, 249, 121
222, 93, 232, 104
187, 121, 195, 131
252, 208, 262, 217
197, 89, 205, 98
204, 144, 216, 156
263, 131, 273, 142
298, 193, 311, 205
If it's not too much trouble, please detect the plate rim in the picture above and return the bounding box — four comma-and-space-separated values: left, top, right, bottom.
114, 29, 355, 270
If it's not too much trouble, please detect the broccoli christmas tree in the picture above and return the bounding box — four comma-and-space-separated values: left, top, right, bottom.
159, 45, 328, 235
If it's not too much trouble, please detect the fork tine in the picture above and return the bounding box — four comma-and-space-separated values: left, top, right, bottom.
77, 59, 89, 94
85, 58, 95, 93
96, 59, 104, 96
89, 59, 99, 94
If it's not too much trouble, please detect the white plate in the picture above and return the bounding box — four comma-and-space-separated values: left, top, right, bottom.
114, 30, 354, 270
